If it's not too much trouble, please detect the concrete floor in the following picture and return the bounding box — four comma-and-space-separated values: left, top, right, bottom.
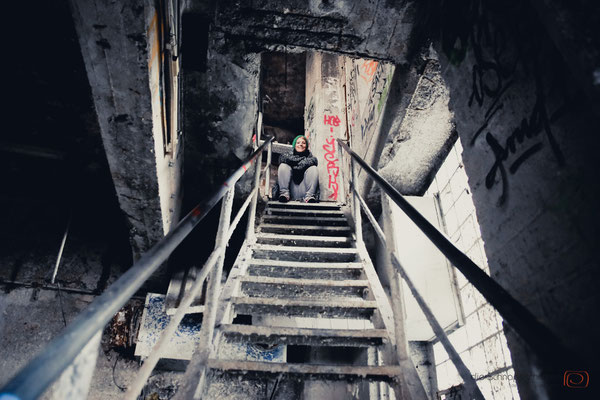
0, 287, 182, 400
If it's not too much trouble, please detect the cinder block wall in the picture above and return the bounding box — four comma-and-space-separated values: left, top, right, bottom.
426, 140, 518, 399
432, 1, 600, 397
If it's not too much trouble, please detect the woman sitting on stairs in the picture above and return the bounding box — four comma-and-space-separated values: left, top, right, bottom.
277, 135, 319, 203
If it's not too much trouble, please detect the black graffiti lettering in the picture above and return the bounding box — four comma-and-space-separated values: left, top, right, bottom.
470, 102, 503, 145
484, 85, 565, 206
485, 132, 509, 206
509, 143, 543, 174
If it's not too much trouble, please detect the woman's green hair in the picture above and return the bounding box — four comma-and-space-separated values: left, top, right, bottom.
292, 135, 309, 149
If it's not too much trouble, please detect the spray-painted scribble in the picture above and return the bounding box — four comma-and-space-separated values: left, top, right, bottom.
324, 114, 341, 133
323, 136, 340, 201
361, 60, 379, 83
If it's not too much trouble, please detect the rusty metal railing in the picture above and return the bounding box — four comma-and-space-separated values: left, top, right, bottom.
337, 138, 582, 399
0, 116, 272, 400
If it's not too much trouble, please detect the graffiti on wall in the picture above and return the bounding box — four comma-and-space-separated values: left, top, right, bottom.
442, 0, 566, 206
306, 94, 316, 139
361, 60, 379, 83
346, 62, 360, 137
360, 64, 392, 141
323, 134, 340, 201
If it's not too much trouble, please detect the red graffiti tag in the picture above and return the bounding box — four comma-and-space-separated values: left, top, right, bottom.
322, 136, 339, 201
324, 115, 341, 127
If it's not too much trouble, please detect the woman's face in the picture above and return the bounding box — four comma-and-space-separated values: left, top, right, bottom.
295, 137, 307, 152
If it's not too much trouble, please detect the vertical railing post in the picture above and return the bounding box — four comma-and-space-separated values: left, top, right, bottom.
246, 113, 263, 240
178, 187, 235, 399
49, 330, 101, 400
380, 194, 429, 400
351, 158, 362, 242
246, 158, 262, 241
264, 141, 272, 199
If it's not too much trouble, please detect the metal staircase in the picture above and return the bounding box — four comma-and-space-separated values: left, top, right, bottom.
202, 200, 402, 398
1, 129, 582, 400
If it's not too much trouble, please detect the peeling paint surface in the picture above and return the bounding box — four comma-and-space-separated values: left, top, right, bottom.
135, 294, 203, 360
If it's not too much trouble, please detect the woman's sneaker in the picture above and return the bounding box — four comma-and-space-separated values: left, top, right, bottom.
304, 195, 317, 203
278, 192, 290, 203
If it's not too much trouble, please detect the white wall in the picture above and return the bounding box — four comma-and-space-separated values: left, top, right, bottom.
426, 140, 518, 399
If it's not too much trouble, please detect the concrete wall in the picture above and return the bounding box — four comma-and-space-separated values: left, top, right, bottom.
431, 1, 600, 397
345, 58, 395, 198
426, 141, 518, 399
377, 58, 455, 195
304, 52, 347, 202
70, 0, 184, 258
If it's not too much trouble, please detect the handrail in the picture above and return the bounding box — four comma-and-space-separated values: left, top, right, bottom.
337, 139, 580, 373
0, 135, 273, 400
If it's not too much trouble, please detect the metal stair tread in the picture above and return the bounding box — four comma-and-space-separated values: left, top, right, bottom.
262, 215, 348, 223
240, 276, 369, 288
259, 224, 352, 235
266, 201, 342, 209
208, 360, 401, 382
232, 296, 377, 308
252, 244, 358, 254
255, 232, 353, 244
247, 259, 363, 270
219, 324, 388, 347
266, 208, 346, 216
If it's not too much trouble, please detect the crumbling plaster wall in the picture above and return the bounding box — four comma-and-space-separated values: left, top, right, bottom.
429, 1, 600, 397
70, 0, 183, 259
182, 31, 260, 207
377, 57, 456, 196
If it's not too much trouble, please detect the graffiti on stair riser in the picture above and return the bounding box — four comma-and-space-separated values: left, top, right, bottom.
323, 135, 340, 201
441, 0, 566, 206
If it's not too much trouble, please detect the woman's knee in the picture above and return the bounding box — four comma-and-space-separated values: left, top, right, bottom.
278, 163, 292, 173
305, 165, 318, 177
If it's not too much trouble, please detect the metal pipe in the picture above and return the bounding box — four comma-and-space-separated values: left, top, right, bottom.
352, 184, 386, 245
227, 187, 257, 242
336, 138, 581, 371
246, 116, 264, 241
351, 158, 363, 242
124, 247, 220, 400
0, 137, 273, 400
265, 141, 272, 199
51, 212, 72, 284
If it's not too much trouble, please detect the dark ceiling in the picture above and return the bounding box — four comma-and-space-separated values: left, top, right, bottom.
261, 52, 306, 144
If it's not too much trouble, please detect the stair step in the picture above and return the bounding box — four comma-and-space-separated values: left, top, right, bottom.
220, 324, 388, 347
247, 259, 363, 279
256, 233, 353, 248
266, 208, 346, 218
208, 360, 401, 383
260, 224, 352, 237
252, 245, 358, 262
240, 276, 370, 298
266, 201, 341, 211
232, 297, 377, 319
262, 215, 349, 226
